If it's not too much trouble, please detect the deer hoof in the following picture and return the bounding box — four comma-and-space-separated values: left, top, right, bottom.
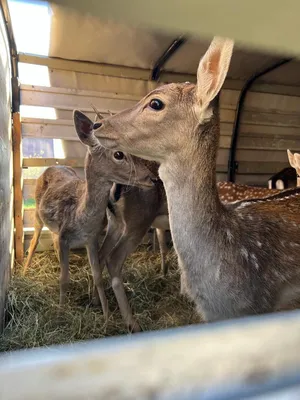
129, 321, 141, 333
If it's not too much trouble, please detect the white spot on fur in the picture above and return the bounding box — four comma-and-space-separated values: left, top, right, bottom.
215, 265, 221, 280
250, 253, 259, 270
248, 215, 253, 221
241, 247, 249, 260
290, 242, 300, 247
257, 241, 262, 248
226, 229, 233, 242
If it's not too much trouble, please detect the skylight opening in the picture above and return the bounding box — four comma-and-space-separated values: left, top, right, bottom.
8, 0, 52, 56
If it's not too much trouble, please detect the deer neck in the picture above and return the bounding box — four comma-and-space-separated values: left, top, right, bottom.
79, 152, 112, 218
159, 112, 223, 267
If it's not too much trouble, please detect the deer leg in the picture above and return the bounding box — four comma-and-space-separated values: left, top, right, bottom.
23, 211, 43, 274
58, 238, 70, 306
180, 273, 189, 296
106, 237, 142, 333
156, 228, 168, 276
93, 212, 124, 306
178, 255, 189, 296
87, 239, 109, 319
52, 233, 60, 262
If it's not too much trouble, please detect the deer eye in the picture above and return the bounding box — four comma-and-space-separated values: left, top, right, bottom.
149, 99, 164, 111
113, 151, 124, 160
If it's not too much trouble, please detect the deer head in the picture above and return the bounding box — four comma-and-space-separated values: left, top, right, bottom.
73, 110, 155, 188
93, 36, 234, 166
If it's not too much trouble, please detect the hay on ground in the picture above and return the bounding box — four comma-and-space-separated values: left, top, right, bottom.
1, 246, 200, 352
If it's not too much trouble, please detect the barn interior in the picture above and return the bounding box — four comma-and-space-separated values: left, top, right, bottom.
2, 0, 300, 351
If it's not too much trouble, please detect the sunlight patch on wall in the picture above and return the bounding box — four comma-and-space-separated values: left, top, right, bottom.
8, 0, 52, 56
53, 139, 65, 159
20, 105, 56, 119
18, 63, 51, 87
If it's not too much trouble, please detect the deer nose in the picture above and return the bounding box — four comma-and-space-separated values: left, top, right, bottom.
93, 122, 102, 130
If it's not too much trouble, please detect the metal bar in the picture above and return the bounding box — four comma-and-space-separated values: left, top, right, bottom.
227, 58, 293, 182
151, 36, 187, 81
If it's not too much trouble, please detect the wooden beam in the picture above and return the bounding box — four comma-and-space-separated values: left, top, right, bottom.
12, 112, 24, 263
20, 85, 139, 113
23, 158, 85, 168
18, 53, 197, 83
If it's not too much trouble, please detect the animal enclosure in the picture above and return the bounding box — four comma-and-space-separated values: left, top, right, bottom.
2, 0, 300, 347
3, 1, 300, 399
0, 1, 14, 331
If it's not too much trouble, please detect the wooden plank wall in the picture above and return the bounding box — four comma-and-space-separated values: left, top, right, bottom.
20, 62, 300, 251
0, 9, 13, 330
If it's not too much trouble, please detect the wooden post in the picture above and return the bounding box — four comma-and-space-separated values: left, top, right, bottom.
12, 112, 24, 263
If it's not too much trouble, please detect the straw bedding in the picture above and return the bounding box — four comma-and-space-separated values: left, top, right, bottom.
1, 246, 200, 352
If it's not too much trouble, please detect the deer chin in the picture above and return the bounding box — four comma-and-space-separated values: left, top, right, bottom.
136, 177, 156, 190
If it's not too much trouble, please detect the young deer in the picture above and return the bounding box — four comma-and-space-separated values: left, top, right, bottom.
94, 179, 281, 331
91, 36, 300, 325
92, 109, 171, 277
23, 110, 155, 318
287, 149, 300, 186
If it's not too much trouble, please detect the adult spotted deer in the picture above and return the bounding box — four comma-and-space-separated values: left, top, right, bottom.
91, 36, 300, 326
23, 110, 155, 317
287, 149, 300, 186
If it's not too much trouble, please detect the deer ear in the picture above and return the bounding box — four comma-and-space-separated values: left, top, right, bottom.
287, 149, 296, 169
73, 110, 99, 147
196, 36, 234, 112
294, 152, 300, 167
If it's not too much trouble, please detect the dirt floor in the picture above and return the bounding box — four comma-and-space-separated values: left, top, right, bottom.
1, 246, 200, 352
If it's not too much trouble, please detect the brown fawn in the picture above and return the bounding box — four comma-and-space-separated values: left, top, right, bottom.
89, 36, 300, 326
23, 110, 155, 318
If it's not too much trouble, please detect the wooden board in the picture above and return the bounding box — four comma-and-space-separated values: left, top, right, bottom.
20, 85, 140, 113
222, 89, 300, 115
20, 121, 300, 152
18, 60, 300, 97
23, 157, 85, 168
13, 113, 24, 263
20, 85, 300, 117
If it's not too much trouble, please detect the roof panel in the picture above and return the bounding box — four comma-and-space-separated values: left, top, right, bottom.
49, 4, 175, 69
8, 1, 300, 87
